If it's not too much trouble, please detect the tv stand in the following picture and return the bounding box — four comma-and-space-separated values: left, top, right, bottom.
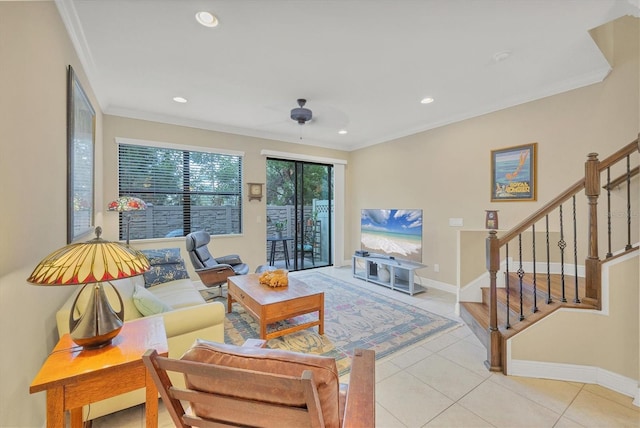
352, 254, 426, 295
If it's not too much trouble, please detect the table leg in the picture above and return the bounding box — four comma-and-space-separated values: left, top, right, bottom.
70, 407, 83, 428
145, 369, 159, 428
45, 387, 65, 428
318, 296, 325, 335
282, 241, 290, 269
227, 292, 233, 313
269, 241, 276, 266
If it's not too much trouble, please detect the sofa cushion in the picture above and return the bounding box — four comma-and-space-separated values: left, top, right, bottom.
132, 284, 173, 316
148, 278, 205, 309
141, 248, 190, 288
181, 340, 341, 428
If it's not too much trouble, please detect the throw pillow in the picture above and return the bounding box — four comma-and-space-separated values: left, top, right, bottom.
141, 248, 190, 287
132, 284, 173, 316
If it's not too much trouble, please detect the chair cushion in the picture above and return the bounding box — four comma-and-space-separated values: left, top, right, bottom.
132, 284, 173, 316
141, 248, 190, 287
181, 340, 341, 428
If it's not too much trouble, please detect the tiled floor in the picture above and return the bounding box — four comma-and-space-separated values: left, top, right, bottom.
95, 266, 639, 427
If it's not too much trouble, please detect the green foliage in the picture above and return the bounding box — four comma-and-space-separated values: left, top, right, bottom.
266, 159, 331, 206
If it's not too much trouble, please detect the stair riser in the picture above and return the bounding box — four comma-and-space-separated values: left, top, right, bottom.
459, 305, 489, 350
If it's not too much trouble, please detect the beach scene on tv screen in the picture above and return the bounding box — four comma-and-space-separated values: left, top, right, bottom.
360, 209, 423, 263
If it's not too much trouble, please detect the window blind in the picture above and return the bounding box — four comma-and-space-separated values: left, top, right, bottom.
117, 142, 243, 239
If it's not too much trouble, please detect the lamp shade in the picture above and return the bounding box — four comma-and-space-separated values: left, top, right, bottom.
27, 227, 150, 348
107, 196, 147, 212
27, 229, 150, 285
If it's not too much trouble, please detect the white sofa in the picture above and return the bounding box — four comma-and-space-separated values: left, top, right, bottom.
56, 273, 225, 421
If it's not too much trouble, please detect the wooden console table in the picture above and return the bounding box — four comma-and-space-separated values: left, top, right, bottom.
30, 317, 168, 428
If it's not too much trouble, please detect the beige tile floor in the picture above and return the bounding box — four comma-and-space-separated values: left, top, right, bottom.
94, 266, 639, 428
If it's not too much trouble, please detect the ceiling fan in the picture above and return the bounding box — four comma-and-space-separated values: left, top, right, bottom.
290, 99, 312, 125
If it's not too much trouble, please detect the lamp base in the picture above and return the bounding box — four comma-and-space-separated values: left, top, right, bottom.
69, 282, 125, 349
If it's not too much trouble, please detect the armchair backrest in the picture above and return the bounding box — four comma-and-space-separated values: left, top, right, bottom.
143, 339, 343, 428
185, 231, 216, 269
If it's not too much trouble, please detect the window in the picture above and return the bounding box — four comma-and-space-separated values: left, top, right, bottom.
117, 139, 243, 240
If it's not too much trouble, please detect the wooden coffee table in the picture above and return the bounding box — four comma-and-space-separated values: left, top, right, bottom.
227, 273, 324, 340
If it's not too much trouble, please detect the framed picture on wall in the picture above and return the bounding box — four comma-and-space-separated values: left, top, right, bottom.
491, 142, 537, 202
67, 65, 96, 243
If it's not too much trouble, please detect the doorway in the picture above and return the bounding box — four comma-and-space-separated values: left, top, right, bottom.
266, 158, 333, 271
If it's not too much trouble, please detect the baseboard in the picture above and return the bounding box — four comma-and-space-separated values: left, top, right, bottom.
416, 276, 457, 294
508, 358, 639, 406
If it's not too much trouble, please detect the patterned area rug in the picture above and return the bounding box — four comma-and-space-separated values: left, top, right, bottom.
224, 271, 460, 375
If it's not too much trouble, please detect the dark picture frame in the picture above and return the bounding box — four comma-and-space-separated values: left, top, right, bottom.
67, 65, 95, 243
491, 143, 537, 202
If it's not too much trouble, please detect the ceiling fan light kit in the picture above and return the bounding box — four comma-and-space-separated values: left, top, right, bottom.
290, 98, 312, 124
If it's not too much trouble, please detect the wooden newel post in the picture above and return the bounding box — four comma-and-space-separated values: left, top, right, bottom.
485, 230, 502, 372
584, 153, 601, 307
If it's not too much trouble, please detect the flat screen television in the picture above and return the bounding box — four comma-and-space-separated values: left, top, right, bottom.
360, 209, 423, 263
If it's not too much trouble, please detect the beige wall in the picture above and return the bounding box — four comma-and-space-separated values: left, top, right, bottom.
348, 16, 639, 286
0, 2, 103, 426
1, 2, 638, 426
510, 255, 639, 380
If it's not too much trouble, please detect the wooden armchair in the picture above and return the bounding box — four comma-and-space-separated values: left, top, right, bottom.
143, 339, 375, 428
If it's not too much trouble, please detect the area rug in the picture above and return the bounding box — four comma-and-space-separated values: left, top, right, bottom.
224, 271, 460, 375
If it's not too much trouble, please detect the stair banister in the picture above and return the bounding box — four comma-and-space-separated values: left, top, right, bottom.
485, 229, 501, 371
584, 152, 601, 306
484, 136, 638, 373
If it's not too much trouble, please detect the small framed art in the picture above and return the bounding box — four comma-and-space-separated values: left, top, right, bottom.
491, 143, 537, 202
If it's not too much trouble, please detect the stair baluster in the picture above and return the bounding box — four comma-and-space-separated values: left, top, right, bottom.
532, 223, 538, 313
545, 215, 552, 304
572, 195, 580, 303
517, 234, 525, 321
606, 167, 613, 258
626, 155, 632, 250
505, 243, 511, 329
558, 204, 567, 303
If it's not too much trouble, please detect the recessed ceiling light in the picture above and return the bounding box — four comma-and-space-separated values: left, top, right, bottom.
173, 96, 188, 103
420, 97, 434, 104
338, 130, 348, 135
492, 51, 511, 63
195, 11, 219, 27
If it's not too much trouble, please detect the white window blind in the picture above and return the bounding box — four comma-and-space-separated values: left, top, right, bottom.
117, 141, 243, 239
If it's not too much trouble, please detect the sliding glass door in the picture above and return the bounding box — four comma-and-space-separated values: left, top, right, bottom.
266, 158, 332, 271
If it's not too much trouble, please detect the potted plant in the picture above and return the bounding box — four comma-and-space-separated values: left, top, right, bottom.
274, 219, 287, 238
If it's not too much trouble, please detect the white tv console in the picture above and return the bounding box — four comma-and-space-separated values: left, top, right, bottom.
352, 254, 426, 295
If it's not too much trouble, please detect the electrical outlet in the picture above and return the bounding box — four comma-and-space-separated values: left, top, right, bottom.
448, 218, 463, 227
434, 264, 439, 272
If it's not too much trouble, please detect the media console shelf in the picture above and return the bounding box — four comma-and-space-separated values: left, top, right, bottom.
352, 254, 426, 295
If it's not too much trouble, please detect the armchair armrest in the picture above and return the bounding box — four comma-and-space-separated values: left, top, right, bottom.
215, 254, 243, 265
342, 349, 375, 428
195, 264, 235, 287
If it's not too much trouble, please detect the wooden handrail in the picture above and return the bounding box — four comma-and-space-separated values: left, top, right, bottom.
597, 139, 639, 171
497, 179, 585, 245
603, 166, 639, 190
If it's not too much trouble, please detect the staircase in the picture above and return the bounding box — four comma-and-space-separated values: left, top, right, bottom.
461, 272, 596, 351
459, 135, 639, 374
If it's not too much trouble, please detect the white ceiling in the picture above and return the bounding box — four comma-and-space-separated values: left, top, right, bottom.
57, 0, 639, 151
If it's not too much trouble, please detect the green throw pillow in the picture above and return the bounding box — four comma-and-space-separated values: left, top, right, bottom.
132, 284, 173, 316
